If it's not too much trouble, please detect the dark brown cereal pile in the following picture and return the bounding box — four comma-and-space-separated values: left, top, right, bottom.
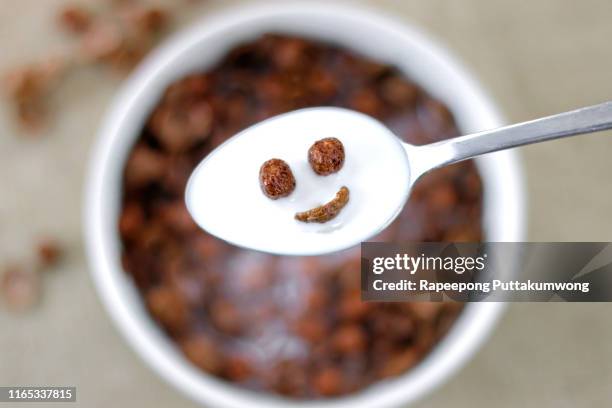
120, 34, 482, 398
3, 1, 171, 132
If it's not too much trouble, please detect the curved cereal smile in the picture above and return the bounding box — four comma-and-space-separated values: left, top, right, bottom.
295, 186, 350, 223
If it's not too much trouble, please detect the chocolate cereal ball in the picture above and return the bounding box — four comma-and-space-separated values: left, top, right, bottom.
308, 137, 345, 175
259, 158, 296, 199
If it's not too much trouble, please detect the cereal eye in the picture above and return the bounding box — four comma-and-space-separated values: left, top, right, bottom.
308, 137, 345, 175
259, 158, 296, 199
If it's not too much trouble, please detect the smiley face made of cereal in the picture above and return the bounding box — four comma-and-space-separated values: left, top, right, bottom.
259, 138, 348, 223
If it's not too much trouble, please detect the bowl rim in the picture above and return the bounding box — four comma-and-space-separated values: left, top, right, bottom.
83, 2, 526, 407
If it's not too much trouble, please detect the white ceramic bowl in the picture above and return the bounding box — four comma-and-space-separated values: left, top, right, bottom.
84, 3, 526, 407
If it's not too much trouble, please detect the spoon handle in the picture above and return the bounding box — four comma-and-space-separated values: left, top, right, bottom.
406, 100, 612, 179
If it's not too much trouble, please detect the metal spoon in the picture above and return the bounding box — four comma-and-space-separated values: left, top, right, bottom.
186, 101, 612, 256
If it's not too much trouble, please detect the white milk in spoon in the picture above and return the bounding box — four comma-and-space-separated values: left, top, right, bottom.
185, 107, 411, 256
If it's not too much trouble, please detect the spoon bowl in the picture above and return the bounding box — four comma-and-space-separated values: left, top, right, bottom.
185, 107, 411, 256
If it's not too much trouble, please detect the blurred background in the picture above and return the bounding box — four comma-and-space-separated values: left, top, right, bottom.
1, 0, 612, 406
